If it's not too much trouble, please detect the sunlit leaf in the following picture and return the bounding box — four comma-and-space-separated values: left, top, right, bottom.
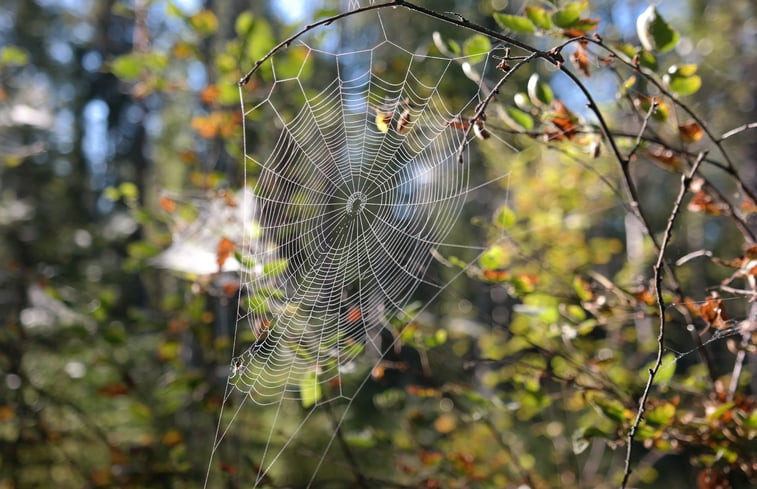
552, 1, 588, 28
635, 95, 669, 122
665, 73, 702, 96
505, 106, 535, 131
480, 244, 510, 270
527, 73, 553, 107
263, 258, 288, 276
678, 120, 704, 142
646, 402, 676, 425
189, 10, 219, 36
300, 370, 322, 408
636, 6, 679, 53
493, 13, 535, 33
645, 353, 676, 385
494, 205, 516, 228
235, 11, 254, 37
0, 46, 29, 67
570, 45, 590, 76
111, 53, 143, 81
525, 7, 553, 30
463, 34, 491, 64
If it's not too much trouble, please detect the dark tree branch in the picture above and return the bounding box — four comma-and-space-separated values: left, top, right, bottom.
620, 152, 706, 489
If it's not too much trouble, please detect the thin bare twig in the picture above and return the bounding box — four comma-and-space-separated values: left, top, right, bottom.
720, 121, 757, 141
627, 98, 658, 161
727, 303, 756, 400
620, 152, 706, 489
455, 53, 539, 163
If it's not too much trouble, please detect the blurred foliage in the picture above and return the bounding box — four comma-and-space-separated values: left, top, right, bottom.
0, 0, 755, 488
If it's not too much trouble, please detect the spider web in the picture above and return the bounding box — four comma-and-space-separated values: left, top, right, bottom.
203, 5, 520, 487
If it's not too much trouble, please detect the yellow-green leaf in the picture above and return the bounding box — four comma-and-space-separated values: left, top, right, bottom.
463, 34, 491, 64
506, 106, 535, 131
525, 7, 553, 30
480, 244, 510, 270
300, 370, 322, 408
493, 13, 536, 33
552, 1, 588, 28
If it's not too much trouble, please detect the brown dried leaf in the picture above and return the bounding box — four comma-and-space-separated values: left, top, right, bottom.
216, 237, 235, 271
688, 190, 728, 215
645, 147, 681, 170
678, 120, 704, 142
570, 45, 591, 77
699, 294, 729, 329
159, 196, 176, 213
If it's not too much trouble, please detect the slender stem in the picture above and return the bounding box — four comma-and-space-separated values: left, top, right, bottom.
620, 152, 706, 489
720, 121, 757, 141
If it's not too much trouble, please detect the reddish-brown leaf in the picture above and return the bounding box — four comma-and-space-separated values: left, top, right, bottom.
742, 197, 757, 214
549, 100, 578, 140
645, 147, 681, 170
98, 383, 129, 397
678, 120, 704, 142
697, 468, 732, 489
570, 45, 591, 77
158, 196, 176, 213
216, 237, 235, 270
346, 306, 362, 323
688, 190, 728, 215
699, 294, 729, 329
161, 430, 184, 447
447, 116, 471, 131
200, 84, 220, 105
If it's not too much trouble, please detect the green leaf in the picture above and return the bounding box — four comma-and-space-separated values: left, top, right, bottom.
235, 11, 254, 37
646, 353, 676, 384
189, 10, 219, 36
480, 244, 510, 270
636, 6, 679, 53
0, 46, 29, 67
552, 1, 587, 28
493, 13, 535, 33
637, 49, 658, 71
494, 205, 516, 228
592, 396, 629, 422
245, 294, 269, 314
119, 182, 139, 200
424, 329, 447, 348
668, 63, 698, 77
505, 106, 535, 131
300, 370, 322, 408
111, 54, 143, 81
571, 428, 590, 454
706, 401, 735, 421
463, 34, 491, 63
525, 7, 553, 30
263, 258, 288, 276
743, 407, 757, 429
665, 73, 702, 96
646, 402, 676, 425
527, 73, 554, 107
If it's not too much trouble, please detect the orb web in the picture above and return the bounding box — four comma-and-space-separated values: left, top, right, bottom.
206, 4, 519, 487
232, 44, 474, 405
